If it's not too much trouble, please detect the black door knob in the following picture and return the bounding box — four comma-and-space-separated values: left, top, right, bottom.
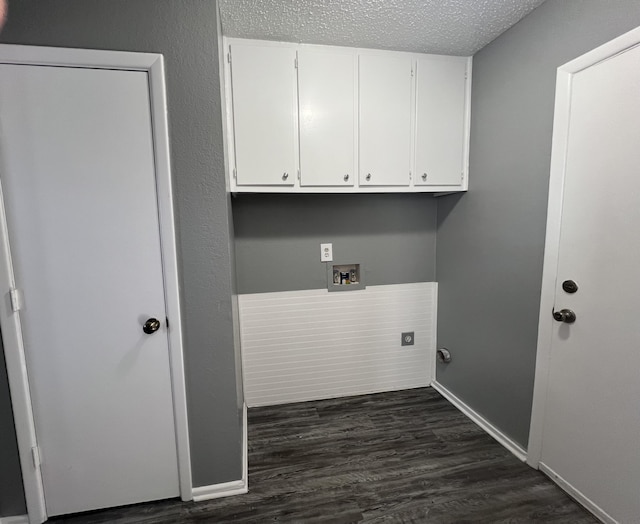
143, 318, 161, 334
553, 309, 576, 324
562, 280, 579, 293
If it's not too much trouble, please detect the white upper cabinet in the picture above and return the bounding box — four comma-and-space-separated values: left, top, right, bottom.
415, 56, 469, 187
358, 54, 413, 187
298, 47, 357, 187
224, 38, 471, 193
229, 43, 297, 186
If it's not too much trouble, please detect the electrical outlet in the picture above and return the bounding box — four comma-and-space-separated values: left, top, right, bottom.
320, 243, 333, 262
401, 332, 415, 346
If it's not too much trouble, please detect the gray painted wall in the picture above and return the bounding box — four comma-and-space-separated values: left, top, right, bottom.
436, 0, 640, 447
233, 194, 437, 295
0, 0, 242, 515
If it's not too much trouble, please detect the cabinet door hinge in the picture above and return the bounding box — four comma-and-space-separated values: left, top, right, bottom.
9, 288, 21, 312
31, 446, 41, 469
461, 172, 465, 181
227, 51, 231, 64
294, 56, 298, 69
233, 168, 237, 179
409, 171, 412, 180
411, 68, 414, 77
297, 169, 301, 181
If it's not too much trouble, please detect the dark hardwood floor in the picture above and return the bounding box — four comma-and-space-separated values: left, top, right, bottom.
51, 388, 597, 523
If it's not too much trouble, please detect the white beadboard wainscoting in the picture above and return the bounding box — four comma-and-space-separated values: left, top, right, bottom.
239, 282, 437, 407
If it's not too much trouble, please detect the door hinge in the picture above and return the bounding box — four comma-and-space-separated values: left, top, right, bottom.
166, 317, 170, 329
294, 56, 298, 69
411, 68, 414, 77
227, 50, 231, 64
233, 168, 237, 179
9, 288, 21, 312
461, 172, 465, 181
31, 446, 41, 469
297, 169, 300, 181
409, 171, 412, 180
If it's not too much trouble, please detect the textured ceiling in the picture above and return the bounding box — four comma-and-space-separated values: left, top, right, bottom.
218, 0, 546, 56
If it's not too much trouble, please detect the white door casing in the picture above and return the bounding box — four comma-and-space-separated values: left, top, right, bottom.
0, 45, 191, 523
528, 28, 640, 524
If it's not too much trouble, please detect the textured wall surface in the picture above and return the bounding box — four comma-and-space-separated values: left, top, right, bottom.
436, 0, 640, 448
219, 0, 545, 55
0, 0, 243, 513
233, 194, 437, 295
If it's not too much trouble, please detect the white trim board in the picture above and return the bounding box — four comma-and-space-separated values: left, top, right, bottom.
0, 516, 29, 524
431, 381, 527, 463
239, 283, 437, 407
192, 404, 249, 502
538, 463, 616, 524
527, 25, 640, 468
0, 43, 192, 522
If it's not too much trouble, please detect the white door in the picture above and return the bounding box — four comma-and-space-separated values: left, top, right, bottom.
359, 54, 412, 186
0, 64, 179, 516
414, 56, 467, 186
230, 44, 297, 186
298, 47, 356, 187
539, 44, 640, 522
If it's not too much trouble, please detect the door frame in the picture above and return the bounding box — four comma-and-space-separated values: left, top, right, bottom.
0, 44, 192, 523
527, 26, 640, 471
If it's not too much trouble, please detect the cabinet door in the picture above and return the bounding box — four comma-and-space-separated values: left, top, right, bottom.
359, 54, 412, 186
230, 44, 297, 186
415, 57, 468, 186
298, 48, 356, 187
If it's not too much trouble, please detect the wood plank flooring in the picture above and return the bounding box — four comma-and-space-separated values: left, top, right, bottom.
51, 388, 597, 523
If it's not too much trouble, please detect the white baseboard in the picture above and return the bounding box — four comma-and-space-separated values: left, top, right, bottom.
0, 516, 29, 524
539, 463, 616, 524
191, 403, 248, 502
431, 381, 528, 462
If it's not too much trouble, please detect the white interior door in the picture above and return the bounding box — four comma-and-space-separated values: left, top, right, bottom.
539, 44, 640, 523
0, 63, 179, 517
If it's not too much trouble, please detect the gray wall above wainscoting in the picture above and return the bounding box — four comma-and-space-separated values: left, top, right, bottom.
436, 0, 640, 448
0, 0, 243, 514
232, 194, 437, 295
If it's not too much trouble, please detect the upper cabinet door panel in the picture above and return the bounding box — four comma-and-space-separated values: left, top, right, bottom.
359, 54, 412, 186
415, 57, 468, 186
230, 44, 297, 186
298, 48, 356, 187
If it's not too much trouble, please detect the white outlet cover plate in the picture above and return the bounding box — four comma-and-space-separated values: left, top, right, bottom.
321, 243, 333, 262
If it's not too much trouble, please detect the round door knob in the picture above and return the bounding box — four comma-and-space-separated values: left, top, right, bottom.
282, 172, 289, 180
143, 318, 161, 334
366, 173, 371, 181
344, 174, 349, 182
553, 309, 576, 324
562, 280, 579, 294
422, 173, 428, 181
